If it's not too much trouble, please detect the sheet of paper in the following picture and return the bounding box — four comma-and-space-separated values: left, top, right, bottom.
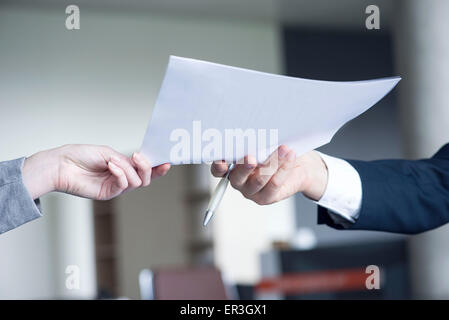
141, 56, 400, 166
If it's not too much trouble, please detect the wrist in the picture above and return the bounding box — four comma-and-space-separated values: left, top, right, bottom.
22, 147, 62, 199
300, 151, 328, 201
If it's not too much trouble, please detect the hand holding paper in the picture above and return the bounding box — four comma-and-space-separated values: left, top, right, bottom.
140, 56, 399, 216
211, 147, 328, 204
23, 145, 170, 201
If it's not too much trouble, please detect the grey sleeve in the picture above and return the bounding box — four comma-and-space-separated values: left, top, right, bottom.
0, 157, 42, 235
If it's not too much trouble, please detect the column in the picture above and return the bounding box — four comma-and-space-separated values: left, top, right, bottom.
45, 193, 97, 299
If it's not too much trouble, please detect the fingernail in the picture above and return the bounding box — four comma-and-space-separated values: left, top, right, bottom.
278, 146, 289, 159
133, 152, 144, 163
109, 161, 118, 170
110, 155, 121, 163
246, 156, 257, 167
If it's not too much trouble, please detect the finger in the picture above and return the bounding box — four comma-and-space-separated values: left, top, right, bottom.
242, 145, 290, 197
211, 160, 229, 177
110, 155, 142, 189
108, 161, 128, 190
255, 150, 297, 204
132, 152, 152, 187
152, 163, 171, 179
229, 155, 257, 189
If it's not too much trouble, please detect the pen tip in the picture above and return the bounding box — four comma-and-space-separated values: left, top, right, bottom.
203, 210, 213, 227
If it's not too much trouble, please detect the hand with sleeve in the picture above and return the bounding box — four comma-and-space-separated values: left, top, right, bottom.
210, 145, 328, 205
212, 143, 449, 235
22, 144, 170, 201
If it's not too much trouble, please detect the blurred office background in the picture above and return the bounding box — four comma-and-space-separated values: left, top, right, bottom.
0, 0, 448, 299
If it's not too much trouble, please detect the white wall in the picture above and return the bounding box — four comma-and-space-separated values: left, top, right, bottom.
0, 4, 283, 298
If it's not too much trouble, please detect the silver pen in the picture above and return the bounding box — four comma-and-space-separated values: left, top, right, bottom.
203, 163, 235, 226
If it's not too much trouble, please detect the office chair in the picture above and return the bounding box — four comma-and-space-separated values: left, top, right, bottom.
139, 266, 229, 300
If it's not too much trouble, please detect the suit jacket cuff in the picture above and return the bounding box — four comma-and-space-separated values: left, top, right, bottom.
317, 159, 392, 231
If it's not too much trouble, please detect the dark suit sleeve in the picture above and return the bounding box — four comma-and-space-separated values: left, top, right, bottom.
318, 144, 449, 235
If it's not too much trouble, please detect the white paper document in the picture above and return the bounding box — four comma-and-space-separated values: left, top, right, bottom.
141, 56, 400, 166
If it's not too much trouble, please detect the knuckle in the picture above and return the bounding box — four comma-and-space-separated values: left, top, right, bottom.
116, 169, 125, 177
241, 190, 252, 199
251, 175, 266, 188
230, 179, 241, 190
266, 195, 277, 205
254, 197, 268, 206
269, 177, 283, 189
211, 166, 221, 177
121, 180, 129, 189
130, 179, 142, 188
139, 160, 151, 170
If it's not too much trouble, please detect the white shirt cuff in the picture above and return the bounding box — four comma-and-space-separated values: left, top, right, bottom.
315, 152, 362, 223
